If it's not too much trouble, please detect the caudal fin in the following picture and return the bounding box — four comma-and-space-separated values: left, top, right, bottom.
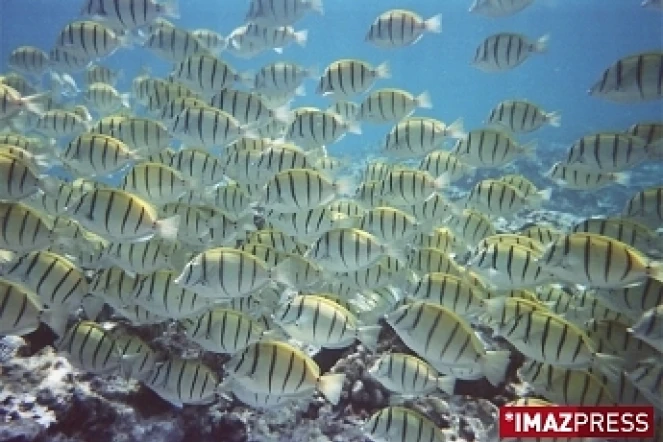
424, 14, 442, 33
436, 375, 456, 395
357, 325, 382, 353
480, 350, 510, 386
317, 372, 345, 405
156, 215, 180, 241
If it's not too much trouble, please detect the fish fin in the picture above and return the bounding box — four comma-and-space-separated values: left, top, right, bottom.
520, 140, 537, 159
480, 350, 510, 386
375, 61, 390, 79
416, 91, 433, 109
294, 29, 308, 47
317, 373, 345, 405
546, 111, 561, 127
156, 215, 180, 241
81, 294, 106, 321
611, 172, 630, 187
161, 0, 180, 19
591, 353, 625, 380
40, 306, 70, 338
309, 0, 324, 15
424, 14, 442, 33
271, 105, 293, 124
646, 260, 663, 283
534, 34, 550, 53
356, 325, 381, 353
446, 117, 466, 138
333, 176, 357, 197
21, 93, 47, 116
436, 376, 456, 395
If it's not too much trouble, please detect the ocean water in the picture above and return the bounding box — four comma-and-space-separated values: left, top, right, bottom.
1, 0, 661, 155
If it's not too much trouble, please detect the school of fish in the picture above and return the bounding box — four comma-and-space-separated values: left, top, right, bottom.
0, 0, 662, 440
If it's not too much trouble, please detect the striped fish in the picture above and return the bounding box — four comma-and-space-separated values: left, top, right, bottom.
479, 296, 550, 330
0, 250, 89, 308
80, 0, 179, 30
286, 108, 361, 149
61, 133, 140, 177
253, 61, 314, 95
305, 227, 398, 272
487, 100, 560, 133
144, 25, 208, 62
48, 47, 91, 73
585, 319, 660, 362
169, 147, 226, 186
67, 188, 180, 242
564, 132, 660, 172
628, 305, 663, 352
365, 10, 441, 48
407, 247, 464, 277
120, 162, 191, 205
103, 238, 176, 274
191, 28, 227, 53
265, 206, 355, 240
182, 307, 270, 354
0, 279, 43, 336
111, 331, 160, 381
245, 0, 323, 27
546, 161, 629, 190
317, 59, 390, 99
452, 128, 534, 168
175, 247, 272, 299
8, 46, 50, 77
85, 64, 122, 86
143, 357, 219, 407
172, 55, 246, 95
386, 117, 464, 157
56, 321, 125, 374
368, 353, 455, 396
170, 106, 245, 148
359, 206, 420, 244
591, 278, 663, 322
627, 121, 663, 145
334, 254, 408, 289
469, 0, 534, 17
34, 110, 90, 138
88, 266, 138, 310
589, 51, 663, 103
223, 340, 345, 404
364, 407, 445, 442
465, 179, 549, 218
518, 360, 616, 406
385, 301, 510, 385
357, 88, 432, 124
131, 270, 209, 319
445, 209, 496, 249
538, 232, 663, 288
494, 309, 622, 370
55, 20, 127, 60
0, 202, 59, 253
625, 359, 663, 411
472, 32, 549, 72
408, 272, 488, 318
210, 88, 286, 128
262, 168, 354, 213
622, 186, 663, 228
468, 242, 555, 290
84, 83, 130, 114
273, 294, 382, 351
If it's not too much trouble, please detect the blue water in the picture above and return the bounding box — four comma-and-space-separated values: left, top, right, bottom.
0, 0, 661, 160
